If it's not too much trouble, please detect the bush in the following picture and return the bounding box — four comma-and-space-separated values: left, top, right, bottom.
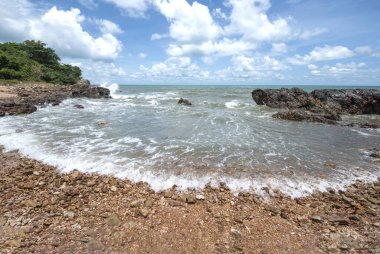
0, 40, 82, 84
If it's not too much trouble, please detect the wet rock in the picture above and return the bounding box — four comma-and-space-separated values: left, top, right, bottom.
163, 190, 173, 198
324, 163, 337, 169
74, 104, 84, 109
252, 88, 313, 109
178, 98, 192, 106
273, 110, 338, 125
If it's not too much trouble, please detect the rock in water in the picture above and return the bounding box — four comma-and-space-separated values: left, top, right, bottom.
178, 98, 192, 106
272, 110, 338, 125
74, 104, 84, 109
252, 88, 313, 109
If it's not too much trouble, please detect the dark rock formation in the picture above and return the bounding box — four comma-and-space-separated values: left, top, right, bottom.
74, 104, 84, 109
273, 111, 339, 125
0, 79, 111, 117
252, 88, 380, 128
252, 88, 380, 115
252, 88, 314, 109
178, 98, 192, 106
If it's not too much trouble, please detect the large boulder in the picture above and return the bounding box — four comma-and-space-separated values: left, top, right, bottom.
252, 88, 315, 109
311, 89, 380, 115
252, 88, 380, 115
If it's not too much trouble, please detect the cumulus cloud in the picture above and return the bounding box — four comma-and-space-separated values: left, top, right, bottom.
272, 43, 288, 53
151, 33, 168, 40
308, 62, 366, 76
290, 45, 355, 65
95, 19, 123, 34
139, 57, 209, 79
69, 59, 127, 83
103, 0, 151, 17
154, 0, 221, 44
225, 0, 291, 42
217, 55, 287, 80
0, 1, 123, 61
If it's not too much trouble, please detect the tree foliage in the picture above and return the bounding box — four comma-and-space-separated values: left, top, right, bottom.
0, 40, 82, 84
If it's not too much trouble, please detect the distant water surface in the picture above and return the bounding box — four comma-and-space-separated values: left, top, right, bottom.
0, 84, 379, 197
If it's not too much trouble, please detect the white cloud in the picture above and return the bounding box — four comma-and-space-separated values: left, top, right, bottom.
154, 0, 221, 44
0, 1, 122, 61
212, 8, 228, 20
308, 62, 366, 76
225, 0, 291, 42
68, 59, 127, 83
151, 33, 168, 40
96, 19, 123, 34
139, 57, 209, 79
78, 0, 98, 9
272, 43, 287, 53
290, 45, 354, 65
217, 55, 287, 80
298, 27, 328, 40
354, 46, 372, 55
103, 0, 151, 18
138, 52, 147, 59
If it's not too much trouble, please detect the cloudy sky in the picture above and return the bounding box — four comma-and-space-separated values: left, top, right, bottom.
1, 0, 380, 85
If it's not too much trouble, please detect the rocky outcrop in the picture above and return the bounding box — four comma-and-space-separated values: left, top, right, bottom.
252, 88, 380, 127
0, 79, 111, 117
252, 88, 380, 115
178, 98, 192, 106
272, 110, 339, 125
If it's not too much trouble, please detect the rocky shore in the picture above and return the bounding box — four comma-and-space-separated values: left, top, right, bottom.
0, 80, 111, 116
0, 84, 379, 253
0, 149, 379, 253
252, 88, 380, 128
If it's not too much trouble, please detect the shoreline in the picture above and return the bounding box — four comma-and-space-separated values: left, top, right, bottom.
0, 149, 379, 253
0, 82, 379, 253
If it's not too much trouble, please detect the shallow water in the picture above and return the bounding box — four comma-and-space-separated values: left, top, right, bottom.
0, 85, 379, 197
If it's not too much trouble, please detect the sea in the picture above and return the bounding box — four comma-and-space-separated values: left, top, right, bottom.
0, 84, 379, 198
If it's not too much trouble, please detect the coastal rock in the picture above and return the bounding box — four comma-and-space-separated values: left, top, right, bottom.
252, 88, 314, 109
178, 98, 192, 106
74, 104, 84, 109
272, 110, 338, 125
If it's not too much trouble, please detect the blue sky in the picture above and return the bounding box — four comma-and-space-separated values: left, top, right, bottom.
1, 0, 380, 85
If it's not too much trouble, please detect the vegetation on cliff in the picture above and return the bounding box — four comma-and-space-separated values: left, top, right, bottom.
0, 40, 81, 84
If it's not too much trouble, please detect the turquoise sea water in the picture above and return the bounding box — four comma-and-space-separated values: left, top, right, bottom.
0, 84, 379, 197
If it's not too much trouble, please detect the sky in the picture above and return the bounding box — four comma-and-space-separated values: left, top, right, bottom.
1, 0, 380, 85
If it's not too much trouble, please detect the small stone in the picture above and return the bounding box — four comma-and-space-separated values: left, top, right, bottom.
138, 208, 150, 218
5, 240, 20, 248
33, 171, 40, 176
130, 199, 145, 208
324, 162, 337, 169
264, 205, 279, 215
196, 194, 205, 200
338, 243, 350, 250
106, 215, 121, 226
110, 186, 117, 192
373, 222, 380, 227
63, 211, 75, 219
310, 215, 323, 223
163, 190, 173, 198
329, 216, 350, 225
186, 195, 197, 204
15, 128, 23, 133
87, 239, 105, 251
230, 228, 242, 237
145, 198, 154, 208
74, 104, 84, 109
169, 200, 183, 207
